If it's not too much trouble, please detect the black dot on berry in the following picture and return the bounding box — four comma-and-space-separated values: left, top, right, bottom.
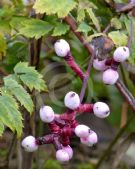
123, 47, 126, 52
70, 93, 75, 97
105, 111, 109, 115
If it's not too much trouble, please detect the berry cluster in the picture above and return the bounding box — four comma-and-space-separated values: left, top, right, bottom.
22, 39, 111, 162
93, 46, 130, 85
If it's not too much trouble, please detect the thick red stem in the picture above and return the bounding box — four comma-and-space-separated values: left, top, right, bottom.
65, 53, 84, 80
48, 122, 61, 134
36, 134, 54, 145
76, 104, 93, 114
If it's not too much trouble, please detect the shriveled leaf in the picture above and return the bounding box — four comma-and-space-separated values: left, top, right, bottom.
86, 8, 101, 32
76, 22, 91, 34
19, 19, 53, 39
33, 0, 77, 18
52, 23, 69, 36
4, 76, 34, 114
108, 31, 128, 46
14, 62, 47, 91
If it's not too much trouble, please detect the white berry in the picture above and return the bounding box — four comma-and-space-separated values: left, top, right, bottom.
80, 130, 98, 146
54, 39, 70, 57
56, 149, 70, 162
102, 68, 119, 85
21, 136, 38, 152
39, 106, 55, 123
75, 125, 90, 138
64, 91, 80, 110
93, 102, 110, 118
113, 46, 130, 62
87, 130, 98, 145
62, 145, 73, 159
93, 59, 107, 71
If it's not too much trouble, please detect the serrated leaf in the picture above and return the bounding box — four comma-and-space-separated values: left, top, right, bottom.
14, 62, 47, 91
86, 8, 101, 32
52, 23, 69, 36
76, 22, 91, 34
0, 93, 23, 137
33, 0, 77, 18
111, 18, 122, 29
19, 19, 53, 39
10, 16, 29, 31
4, 76, 34, 114
0, 122, 4, 136
108, 31, 128, 46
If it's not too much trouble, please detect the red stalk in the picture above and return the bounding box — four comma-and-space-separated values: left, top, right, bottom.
65, 53, 84, 80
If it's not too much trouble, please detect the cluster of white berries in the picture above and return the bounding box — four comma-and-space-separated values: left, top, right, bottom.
21, 39, 111, 163
21, 91, 110, 162
93, 46, 130, 85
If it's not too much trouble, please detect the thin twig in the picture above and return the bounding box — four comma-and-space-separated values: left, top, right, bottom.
103, 23, 111, 33
80, 51, 95, 102
115, 79, 135, 111
110, 133, 135, 169
6, 133, 16, 166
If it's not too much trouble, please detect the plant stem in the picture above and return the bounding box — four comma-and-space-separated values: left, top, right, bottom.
110, 133, 135, 169
80, 51, 95, 102
115, 79, 135, 111
64, 15, 93, 54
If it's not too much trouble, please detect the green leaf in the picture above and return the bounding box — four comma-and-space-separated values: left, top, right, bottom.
19, 19, 53, 39
5, 41, 28, 71
108, 31, 128, 46
77, 8, 85, 22
52, 23, 69, 36
33, 0, 77, 18
0, 93, 23, 137
111, 18, 122, 29
10, 16, 29, 30
76, 22, 91, 34
122, 16, 135, 63
14, 62, 47, 92
0, 122, 4, 136
4, 76, 34, 114
0, 20, 11, 35
0, 34, 7, 57
86, 8, 101, 32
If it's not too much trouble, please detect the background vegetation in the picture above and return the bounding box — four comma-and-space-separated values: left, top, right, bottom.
0, 0, 135, 169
